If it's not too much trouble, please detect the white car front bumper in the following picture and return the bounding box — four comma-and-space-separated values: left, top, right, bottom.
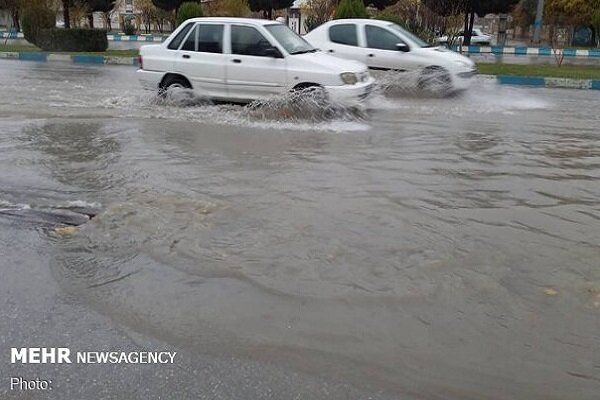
324, 77, 376, 106
451, 68, 477, 91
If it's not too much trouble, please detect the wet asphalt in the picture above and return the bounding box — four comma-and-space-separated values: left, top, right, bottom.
1, 59, 599, 400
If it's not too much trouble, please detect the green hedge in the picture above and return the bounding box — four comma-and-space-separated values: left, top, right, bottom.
37, 28, 109, 52
176, 2, 203, 27
21, 6, 55, 47
334, 0, 368, 19
123, 20, 136, 35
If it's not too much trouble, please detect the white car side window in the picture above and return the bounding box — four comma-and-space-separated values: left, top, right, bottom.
231, 25, 273, 57
167, 22, 194, 50
365, 25, 403, 51
197, 24, 224, 53
329, 24, 358, 46
181, 25, 198, 51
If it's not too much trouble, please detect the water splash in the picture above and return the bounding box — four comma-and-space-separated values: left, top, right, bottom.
0, 198, 31, 211
369, 76, 551, 117
374, 69, 454, 98
101, 88, 371, 132
98, 74, 552, 130
375, 69, 422, 95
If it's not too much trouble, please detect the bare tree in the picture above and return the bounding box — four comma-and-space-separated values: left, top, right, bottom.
0, 0, 21, 31
69, 0, 89, 27
154, 8, 174, 33
302, 0, 336, 31
378, 0, 456, 44
551, 26, 571, 67
102, 0, 118, 31
441, 2, 466, 48
137, 0, 158, 33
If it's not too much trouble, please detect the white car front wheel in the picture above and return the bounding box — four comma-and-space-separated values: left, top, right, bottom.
418, 67, 452, 96
292, 84, 329, 106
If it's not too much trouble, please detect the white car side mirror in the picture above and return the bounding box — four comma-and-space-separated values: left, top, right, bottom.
396, 43, 410, 52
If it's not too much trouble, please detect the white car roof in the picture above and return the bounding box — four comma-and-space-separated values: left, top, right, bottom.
324, 19, 392, 25
183, 17, 282, 26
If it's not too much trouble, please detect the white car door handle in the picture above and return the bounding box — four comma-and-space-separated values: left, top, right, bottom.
368, 54, 374, 57
328, 49, 334, 53
182, 54, 190, 59
232, 59, 242, 64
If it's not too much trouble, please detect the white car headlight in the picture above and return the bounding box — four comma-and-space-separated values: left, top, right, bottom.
340, 72, 358, 85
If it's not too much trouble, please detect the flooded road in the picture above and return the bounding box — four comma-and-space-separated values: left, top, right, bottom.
1, 60, 599, 399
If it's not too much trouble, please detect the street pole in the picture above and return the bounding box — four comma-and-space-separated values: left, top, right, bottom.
533, 0, 544, 43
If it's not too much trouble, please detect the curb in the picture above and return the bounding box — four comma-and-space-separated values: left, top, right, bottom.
0, 51, 137, 66
107, 34, 167, 42
452, 45, 600, 58
490, 75, 600, 90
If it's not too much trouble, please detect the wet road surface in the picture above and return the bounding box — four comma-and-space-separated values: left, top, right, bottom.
1, 60, 599, 399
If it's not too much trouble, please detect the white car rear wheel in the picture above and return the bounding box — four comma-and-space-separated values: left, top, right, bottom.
159, 76, 192, 99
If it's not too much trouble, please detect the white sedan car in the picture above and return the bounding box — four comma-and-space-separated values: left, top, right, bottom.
304, 19, 476, 94
137, 17, 375, 106
437, 28, 494, 46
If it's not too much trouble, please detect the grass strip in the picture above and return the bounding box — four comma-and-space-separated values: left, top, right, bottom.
477, 63, 600, 80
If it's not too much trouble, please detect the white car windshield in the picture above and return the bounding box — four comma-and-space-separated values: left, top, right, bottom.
387, 24, 430, 48
265, 24, 316, 55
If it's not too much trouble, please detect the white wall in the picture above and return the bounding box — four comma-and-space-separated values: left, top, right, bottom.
287, 12, 309, 35
0, 10, 12, 29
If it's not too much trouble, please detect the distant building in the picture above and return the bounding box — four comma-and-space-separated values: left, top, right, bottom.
478, 13, 514, 38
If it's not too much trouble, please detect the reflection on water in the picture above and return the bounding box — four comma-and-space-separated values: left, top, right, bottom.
1, 62, 600, 399
20, 121, 125, 191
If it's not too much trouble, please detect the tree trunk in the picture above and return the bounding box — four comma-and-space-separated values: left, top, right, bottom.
88, 14, 94, 28
104, 12, 112, 32
569, 25, 574, 47
12, 9, 20, 32
62, 0, 71, 29
463, 11, 469, 41
468, 10, 475, 41
463, 9, 475, 46
267, 9, 272, 20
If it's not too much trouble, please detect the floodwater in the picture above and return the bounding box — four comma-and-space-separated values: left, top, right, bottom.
1, 60, 599, 400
